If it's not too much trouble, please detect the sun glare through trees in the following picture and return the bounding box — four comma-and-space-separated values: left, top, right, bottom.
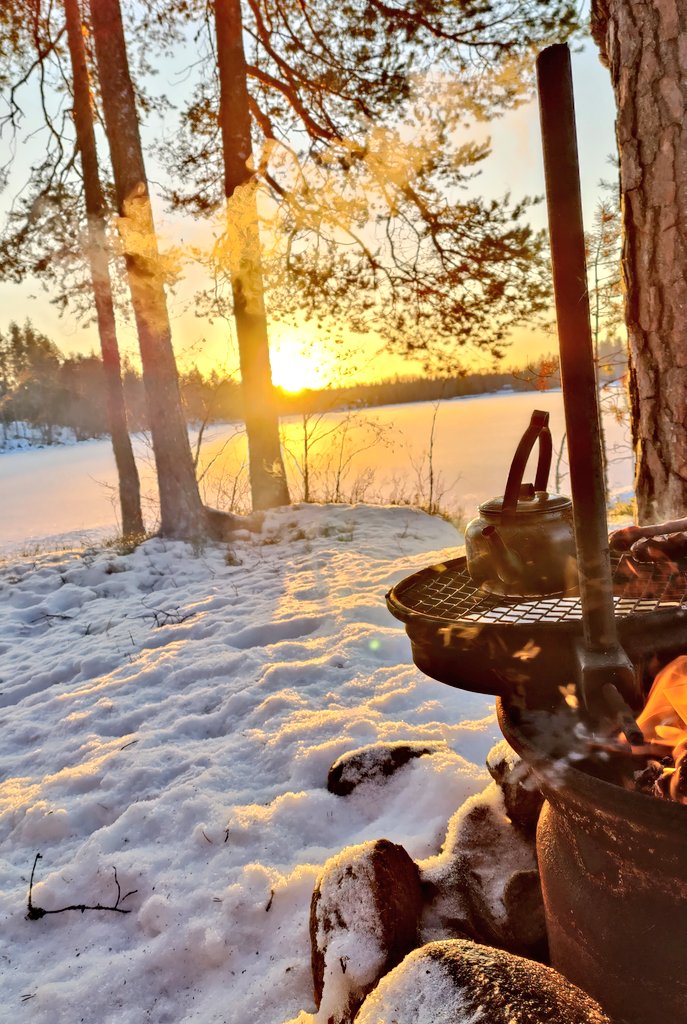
0, 0, 620, 528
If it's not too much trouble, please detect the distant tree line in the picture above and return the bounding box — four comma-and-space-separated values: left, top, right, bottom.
276, 367, 554, 416
0, 320, 140, 444
2, 320, 625, 448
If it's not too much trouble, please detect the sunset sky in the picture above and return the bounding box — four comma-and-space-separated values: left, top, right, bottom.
0, 31, 617, 391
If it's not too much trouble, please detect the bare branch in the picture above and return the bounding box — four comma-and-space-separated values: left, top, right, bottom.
26, 853, 138, 920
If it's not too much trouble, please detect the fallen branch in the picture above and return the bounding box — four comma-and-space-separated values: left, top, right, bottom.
26, 853, 137, 921
141, 607, 196, 628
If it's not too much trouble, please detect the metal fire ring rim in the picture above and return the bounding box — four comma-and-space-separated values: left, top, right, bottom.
387, 553, 687, 629
497, 697, 687, 825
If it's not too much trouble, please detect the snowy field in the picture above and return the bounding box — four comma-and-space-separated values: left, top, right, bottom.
0, 389, 633, 554
0, 503, 498, 1024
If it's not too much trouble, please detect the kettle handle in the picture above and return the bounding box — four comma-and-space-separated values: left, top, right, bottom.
502, 410, 552, 513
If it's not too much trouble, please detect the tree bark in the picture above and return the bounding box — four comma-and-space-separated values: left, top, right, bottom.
213, 0, 290, 510
64, 0, 143, 538
592, 0, 687, 522
88, 0, 206, 540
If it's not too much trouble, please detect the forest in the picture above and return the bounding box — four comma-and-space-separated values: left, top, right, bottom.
0, 0, 683, 530
0, 0, 588, 538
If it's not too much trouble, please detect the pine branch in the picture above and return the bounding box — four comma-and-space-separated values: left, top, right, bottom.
245, 63, 337, 142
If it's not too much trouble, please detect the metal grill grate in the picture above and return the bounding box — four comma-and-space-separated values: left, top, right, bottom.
393, 555, 687, 626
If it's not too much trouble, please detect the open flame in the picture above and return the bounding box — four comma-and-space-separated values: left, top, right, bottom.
634, 655, 687, 802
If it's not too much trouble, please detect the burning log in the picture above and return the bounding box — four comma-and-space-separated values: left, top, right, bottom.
571, 651, 687, 806
609, 518, 687, 552
671, 752, 687, 801
616, 654, 687, 805
632, 758, 663, 795
651, 752, 687, 803
629, 532, 687, 566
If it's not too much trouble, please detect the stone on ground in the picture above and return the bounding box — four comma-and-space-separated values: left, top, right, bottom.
310, 838, 423, 1024
327, 741, 447, 796
353, 939, 612, 1023
486, 738, 544, 833
420, 783, 546, 959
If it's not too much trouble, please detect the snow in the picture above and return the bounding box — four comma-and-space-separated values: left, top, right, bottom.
0, 390, 635, 555
354, 952, 481, 1024
0, 422, 81, 453
0, 502, 499, 1023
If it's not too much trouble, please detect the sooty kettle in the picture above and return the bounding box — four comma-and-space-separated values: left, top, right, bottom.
464, 409, 577, 596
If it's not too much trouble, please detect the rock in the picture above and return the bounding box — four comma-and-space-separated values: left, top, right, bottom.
353, 939, 612, 1024
204, 506, 262, 541
310, 838, 423, 1024
420, 783, 546, 959
486, 739, 544, 832
503, 869, 548, 959
327, 741, 446, 796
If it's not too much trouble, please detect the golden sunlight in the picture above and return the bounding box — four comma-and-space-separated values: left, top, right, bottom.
269, 338, 337, 393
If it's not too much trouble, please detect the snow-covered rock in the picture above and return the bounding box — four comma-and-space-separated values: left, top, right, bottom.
353, 939, 612, 1024
310, 839, 424, 1023
420, 783, 546, 958
486, 739, 544, 833
327, 741, 447, 796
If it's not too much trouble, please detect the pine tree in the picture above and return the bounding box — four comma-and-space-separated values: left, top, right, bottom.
592, 0, 687, 521
213, 0, 290, 509
87, 0, 207, 539
64, 0, 143, 536
164, 0, 579, 367
152, 0, 577, 508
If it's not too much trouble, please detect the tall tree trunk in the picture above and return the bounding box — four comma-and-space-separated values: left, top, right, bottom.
64, 0, 143, 538
213, 0, 290, 510
592, 0, 687, 522
88, 0, 206, 540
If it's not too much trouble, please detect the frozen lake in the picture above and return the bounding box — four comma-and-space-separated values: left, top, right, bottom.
0, 389, 633, 552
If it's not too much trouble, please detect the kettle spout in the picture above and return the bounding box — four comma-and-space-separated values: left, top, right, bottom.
481, 525, 525, 587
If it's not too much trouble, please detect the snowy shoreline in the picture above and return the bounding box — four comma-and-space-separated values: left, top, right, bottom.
0, 390, 633, 556
0, 389, 551, 455
0, 503, 498, 1023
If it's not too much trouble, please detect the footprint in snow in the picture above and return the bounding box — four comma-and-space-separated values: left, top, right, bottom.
226, 616, 322, 650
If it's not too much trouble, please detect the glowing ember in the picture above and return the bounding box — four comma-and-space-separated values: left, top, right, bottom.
634, 655, 687, 802
637, 656, 687, 752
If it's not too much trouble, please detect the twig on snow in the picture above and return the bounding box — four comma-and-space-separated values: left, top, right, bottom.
26, 853, 137, 920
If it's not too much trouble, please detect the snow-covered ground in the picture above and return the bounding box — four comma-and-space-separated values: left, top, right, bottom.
0, 503, 498, 1024
0, 422, 81, 452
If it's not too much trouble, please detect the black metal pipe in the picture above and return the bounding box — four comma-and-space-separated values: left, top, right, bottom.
537, 45, 640, 718
536, 45, 616, 651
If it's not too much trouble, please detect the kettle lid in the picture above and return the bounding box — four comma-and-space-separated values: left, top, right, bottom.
479, 487, 572, 516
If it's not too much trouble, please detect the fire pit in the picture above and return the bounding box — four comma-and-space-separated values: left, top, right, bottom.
385, 43, 687, 1024
387, 556, 687, 1024
498, 695, 687, 1024
386, 553, 687, 704
387, 557, 687, 1024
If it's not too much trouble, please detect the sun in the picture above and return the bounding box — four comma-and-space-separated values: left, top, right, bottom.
269, 340, 334, 393
273, 361, 306, 393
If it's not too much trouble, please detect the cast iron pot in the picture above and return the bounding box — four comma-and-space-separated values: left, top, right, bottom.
498, 697, 687, 1024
